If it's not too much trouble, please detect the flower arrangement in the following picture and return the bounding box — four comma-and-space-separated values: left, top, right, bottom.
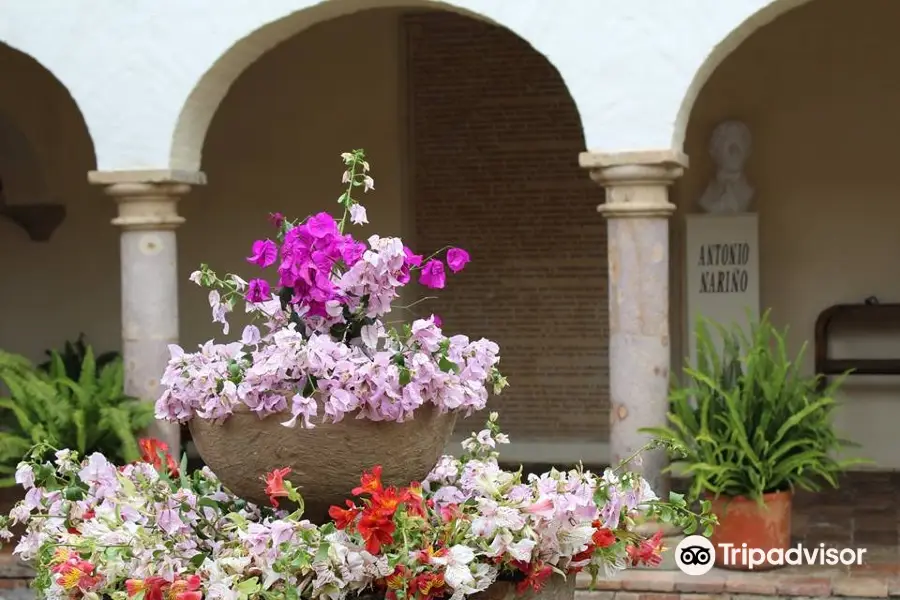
155, 150, 506, 429
0, 415, 712, 600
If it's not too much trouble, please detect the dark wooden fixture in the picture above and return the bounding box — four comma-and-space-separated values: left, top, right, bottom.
814, 301, 900, 391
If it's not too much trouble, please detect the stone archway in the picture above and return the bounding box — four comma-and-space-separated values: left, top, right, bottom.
0, 41, 100, 361
174, 5, 608, 465
672, 0, 900, 468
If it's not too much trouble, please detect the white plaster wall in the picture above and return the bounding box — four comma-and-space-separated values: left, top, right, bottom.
0, 11, 405, 364
0, 0, 812, 170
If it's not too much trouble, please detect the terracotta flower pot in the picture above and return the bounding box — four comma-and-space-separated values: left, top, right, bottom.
708, 490, 792, 570
189, 404, 456, 522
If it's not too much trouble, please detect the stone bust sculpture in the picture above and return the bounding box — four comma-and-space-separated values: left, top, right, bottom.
698, 120, 754, 214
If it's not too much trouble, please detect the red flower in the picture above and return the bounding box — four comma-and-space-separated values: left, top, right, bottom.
384, 564, 411, 600
329, 500, 361, 531
402, 483, 427, 517
516, 562, 553, 594
357, 512, 395, 554
263, 467, 292, 508
593, 527, 616, 548
627, 531, 664, 567
353, 465, 384, 496
411, 572, 446, 600
371, 486, 405, 517
139, 438, 179, 477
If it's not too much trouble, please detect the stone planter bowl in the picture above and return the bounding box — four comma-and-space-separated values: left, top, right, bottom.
474, 574, 576, 600
189, 403, 457, 523
352, 573, 576, 600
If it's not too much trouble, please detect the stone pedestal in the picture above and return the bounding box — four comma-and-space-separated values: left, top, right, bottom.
90, 171, 204, 453
579, 150, 687, 499
685, 213, 760, 365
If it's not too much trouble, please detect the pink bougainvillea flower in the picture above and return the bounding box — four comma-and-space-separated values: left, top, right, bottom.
431, 314, 442, 327
418, 259, 446, 289
246, 278, 271, 303
247, 239, 278, 268
446, 248, 470, 273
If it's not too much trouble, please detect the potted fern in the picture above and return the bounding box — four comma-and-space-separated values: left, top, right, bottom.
643, 311, 866, 570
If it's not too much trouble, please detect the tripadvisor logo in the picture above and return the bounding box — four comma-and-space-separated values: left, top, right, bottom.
675, 536, 867, 574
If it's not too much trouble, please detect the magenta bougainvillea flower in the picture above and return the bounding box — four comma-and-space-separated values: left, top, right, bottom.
418, 259, 446, 289
447, 248, 470, 273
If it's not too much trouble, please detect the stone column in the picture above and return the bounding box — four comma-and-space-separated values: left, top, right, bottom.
579, 150, 688, 498
89, 171, 205, 452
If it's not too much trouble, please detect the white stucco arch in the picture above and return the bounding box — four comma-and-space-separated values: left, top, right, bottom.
670, 0, 816, 152
0, 0, 837, 171
168, 0, 590, 171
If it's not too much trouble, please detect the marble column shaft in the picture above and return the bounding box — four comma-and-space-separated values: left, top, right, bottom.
580, 151, 687, 498
101, 181, 192, 452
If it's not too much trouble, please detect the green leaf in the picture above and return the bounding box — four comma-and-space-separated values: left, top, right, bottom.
438, 356, 459, 374
189, 553, 208, 568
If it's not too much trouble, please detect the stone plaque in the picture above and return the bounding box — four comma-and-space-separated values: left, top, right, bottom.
685, 213, 760, 365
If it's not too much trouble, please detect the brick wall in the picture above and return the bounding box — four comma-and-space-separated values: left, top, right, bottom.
404, 12, 609, 442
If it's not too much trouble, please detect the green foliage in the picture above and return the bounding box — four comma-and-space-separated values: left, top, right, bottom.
0, 347, 153, 486
38, 334, 120, 381
642, 310, 868, 502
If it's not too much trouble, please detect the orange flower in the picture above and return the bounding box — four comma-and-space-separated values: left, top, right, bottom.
168, 575, 202, 600
357, 512, 395, 554
139, 438, 179, 477
329, 500, 361, 531
263, 467, 292, 508
371, 486, 404, 517
126, 577, 167, 600
353, 465, 384, 496
54, 559, 100, 592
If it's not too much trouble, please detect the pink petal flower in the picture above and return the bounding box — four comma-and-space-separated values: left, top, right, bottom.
419, 259, 446, 289
247, 239, 278, 268
446, 248, 470, 273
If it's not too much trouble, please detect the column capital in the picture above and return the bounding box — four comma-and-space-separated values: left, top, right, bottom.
579, 150, 688, 219
89, 169, 205, 230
